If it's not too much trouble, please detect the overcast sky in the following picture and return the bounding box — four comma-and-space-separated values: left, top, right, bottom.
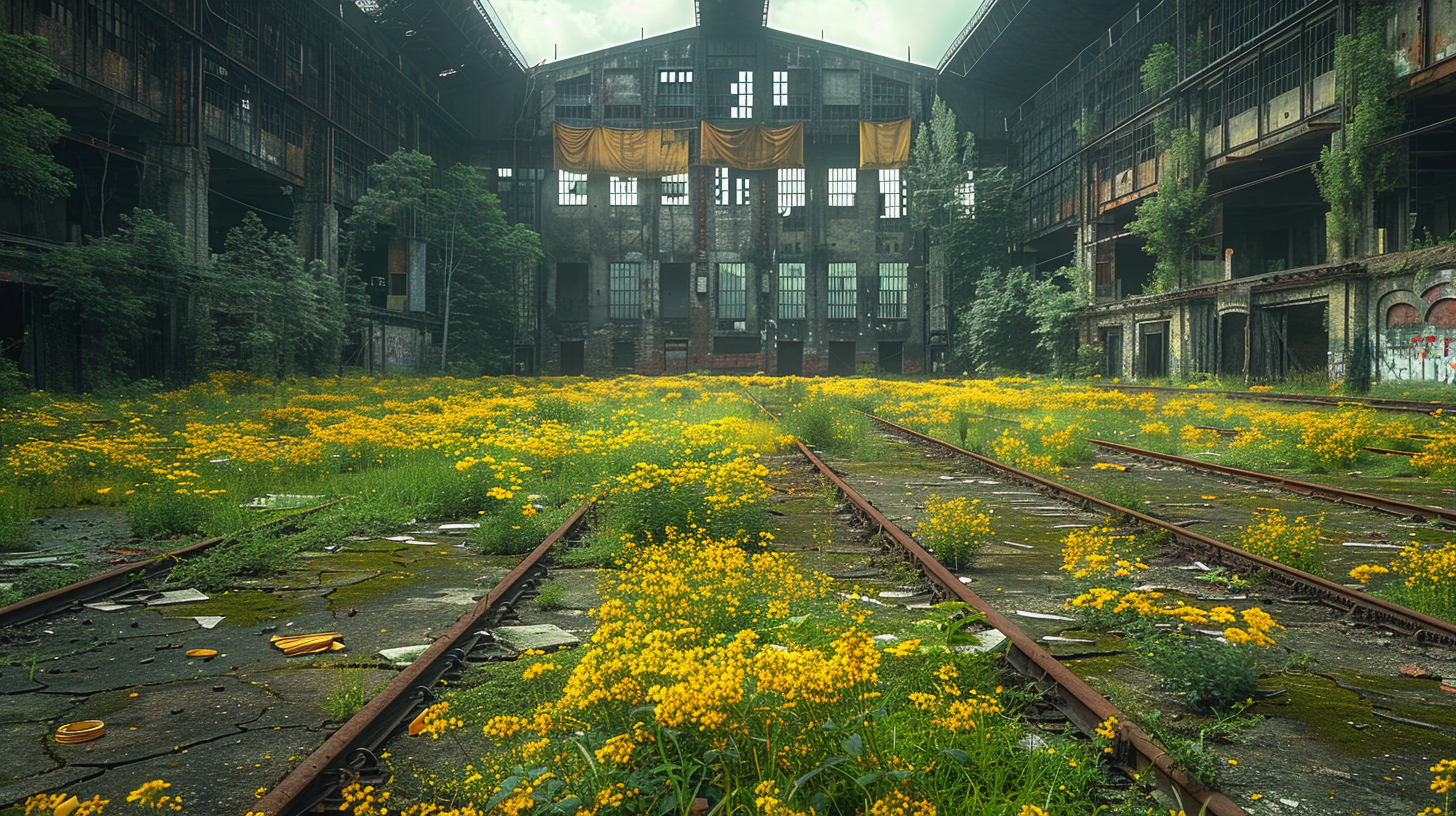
491, 0, 986, 67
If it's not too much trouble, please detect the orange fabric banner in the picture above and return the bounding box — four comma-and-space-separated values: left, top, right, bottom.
552, 123, 689, 177
859, 119, 913, 170
699, 122, 804, 170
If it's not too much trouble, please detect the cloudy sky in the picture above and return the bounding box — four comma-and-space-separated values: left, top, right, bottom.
490, 0, 986, 67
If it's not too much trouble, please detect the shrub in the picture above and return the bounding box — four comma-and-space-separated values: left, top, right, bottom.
474, 510, 556, 556
1239, 510, 1326, 575
165, 531, 297, 591
1144, 636, 1261, 715
533, 583, 565, 611
0, 488, 32, 553
783, 397, 864, 457
916, 495, 992, 570
127, 491, 212, 539
0, 567, 76, 607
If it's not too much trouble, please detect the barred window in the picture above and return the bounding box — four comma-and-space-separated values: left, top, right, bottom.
730, 70, 753, 119
609, 176, 638, 206
879, 169, 904, 218
736, 176, 751, 206
773, 71, 789, 107
778, 263, 806, 319
719, 263, 747, 319
661, 173, 689, 205
715, 167, 730, 205
829, 168, 856, 207
828, 263, 857, 319
959, 170, 975, 214
778, 168, 805, 212
558, 171, 587, 205
878, 263, 908, 319
610, 262, 640, 319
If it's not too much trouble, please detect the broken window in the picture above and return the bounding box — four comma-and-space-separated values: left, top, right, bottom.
828, 263, 857, 319
778, 263, 806, 319
879, 169, 904, 218
610, 262, 640, 319
878, 263, 908, 319
718, 263, 747, 319
730, 70, 753, 119
559, 171, 587, 206
657, 69, 694, 119
661, 173, 689, 205
736, 176, 751, 206
715, 167, 731, 205
609, 176, 638, 206
603, 68, 642, 122
869, 75, 908, 121
959, 170, 975, 214
823, 68, 861, 120
828, 168, 856, 207
778, 168, 805, 213
554, 74, 592, 122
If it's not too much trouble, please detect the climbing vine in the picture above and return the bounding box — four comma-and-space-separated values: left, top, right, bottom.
1128, 43, 1212, 294
1312, 1, 1404, 261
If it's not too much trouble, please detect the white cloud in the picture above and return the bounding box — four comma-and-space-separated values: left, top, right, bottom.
491, 0, 984, 67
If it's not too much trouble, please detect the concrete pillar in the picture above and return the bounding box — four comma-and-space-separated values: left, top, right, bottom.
152, 144, 210, 267
408, 237, 426, 312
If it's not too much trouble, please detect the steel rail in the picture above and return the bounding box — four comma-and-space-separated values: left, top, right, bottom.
1087, 438, 1456, 526
1086, 383, 1454, 415
252, 499, 593, 816
793, 439, 1248, 816
857, 412, 1456, 645
0, 499, 347, 630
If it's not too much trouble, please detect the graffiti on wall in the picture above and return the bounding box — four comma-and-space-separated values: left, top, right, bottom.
1379, 281, 1456, 384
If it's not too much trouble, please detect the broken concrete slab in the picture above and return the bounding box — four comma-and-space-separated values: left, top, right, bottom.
379, 644, 432, 666
493, 624, 580, 653
0, 765, 104, 808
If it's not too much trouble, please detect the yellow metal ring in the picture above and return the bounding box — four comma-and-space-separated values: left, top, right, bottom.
185, 649, 218, 658
55, 720, 105, 744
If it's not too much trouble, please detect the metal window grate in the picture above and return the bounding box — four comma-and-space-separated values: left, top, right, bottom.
878, 263, 908, 319
558, 171, 587, 205
554, 74, 591, 122
869, 74, 908, 121
879, 169, 904, 218
610, 262, 640, 319
828, 263, 857, 319
736, 176, 751, 206
719, 263, 747, 319
661, 173, 689, 205
656, 69, 695, 119
778, 263, 806, 319
730, 70, 753, 119
715, 167, 730, 205
828, 168, 856, 207
609, 176, 637, 206
778, 168, 805, 212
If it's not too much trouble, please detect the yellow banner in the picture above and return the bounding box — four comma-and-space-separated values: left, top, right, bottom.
552, 124, 689, 177
859, 119, 913, 170
699, 122, 804, 171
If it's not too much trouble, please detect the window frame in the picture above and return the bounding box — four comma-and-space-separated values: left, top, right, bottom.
609, 176, 638, 206
778, 262, 806, 319
828, 263, 857, 320
661, 173, 689, 205
877, 262, 908, 320
828, 168, 857, 207
609, 262, 641, 320
558, 170, 588, 206
879, 169, 904, 219
718, 262, 748, 320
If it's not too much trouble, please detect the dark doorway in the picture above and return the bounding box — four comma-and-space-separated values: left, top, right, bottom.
776, 341, 803, 376
1260, 301, 1328, 378
661, 263, 690, 320
560, 341, 585, 375
1100, 327, 1122, 378
1139, 323, 1168, 379
828, 341, 856, 376
514, 346, 535, 376
878, 341, 903, 375
612, 341, 635, 370
665, 339, 688, 374
1220, 313, 1247, 377
557, 263, 588, 322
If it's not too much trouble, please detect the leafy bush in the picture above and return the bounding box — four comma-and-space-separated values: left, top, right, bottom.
783, 397, 863, 457
916, 495, 992, 570
127, 491, 212, 539
533, 583, 565, 611
1144, 636, 1261, 715
474, 511, 557, 556
0, 567, 76, 607
1239, 510, 1326, 575
165, 531, 297, 591
0, 489, 32, 553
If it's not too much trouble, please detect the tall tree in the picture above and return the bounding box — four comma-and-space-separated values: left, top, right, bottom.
427, 164, 541, 374
0, 32, 72, 201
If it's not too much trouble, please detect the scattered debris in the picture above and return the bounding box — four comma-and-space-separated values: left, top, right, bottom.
1341, 542, 1405, 549
1042, 636, 1096, 643
1013, 610, 1077, 622
193, 616, 225, 629
494, 624, 580, 653
146, 589, 210, 606
953, 630, 1008, 654
243, 494, 326, 510
82, 602, 130, 613
1400, 663, 1440, 680
438, 523, 480, 530
55, 720, 106, 745
1001, 541, 1034, 550
380, 644, 432, 666
271, 632, 346, 656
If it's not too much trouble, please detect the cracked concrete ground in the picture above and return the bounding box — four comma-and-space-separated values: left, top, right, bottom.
0, 524, 524, 813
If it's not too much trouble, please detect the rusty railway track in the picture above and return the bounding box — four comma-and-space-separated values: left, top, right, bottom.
859, 411, 1456, 645
1088, 382, 1455, 415
1087, 437, 1456, 527
793, 440, 1248, 816
253, 500, 592, 816
0, 499, 347, 630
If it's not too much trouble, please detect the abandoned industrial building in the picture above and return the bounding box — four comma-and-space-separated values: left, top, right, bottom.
2, 0, 1456, 385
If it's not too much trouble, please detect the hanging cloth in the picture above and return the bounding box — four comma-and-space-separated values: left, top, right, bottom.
699, 122, 804, 171
552, 124, 689, 177
858, 119, 913, 170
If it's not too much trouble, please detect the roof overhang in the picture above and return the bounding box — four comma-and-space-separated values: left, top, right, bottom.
695, 0, 769, 30
938, 0, 1133, 99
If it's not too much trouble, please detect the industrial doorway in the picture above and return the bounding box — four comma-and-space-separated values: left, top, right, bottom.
559, 341, 584, 375
1220, 313, 1247, 377
776, 341, 804, 376
828, 341, 856, 376
1100, 327, 1122, 378
661, 264, 690, 320
1260, 301, 1328, 379
514, 346, 535, 376
665, 339, 688, 374
1138, 323, 1168, 379
878, 341, 904, 375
